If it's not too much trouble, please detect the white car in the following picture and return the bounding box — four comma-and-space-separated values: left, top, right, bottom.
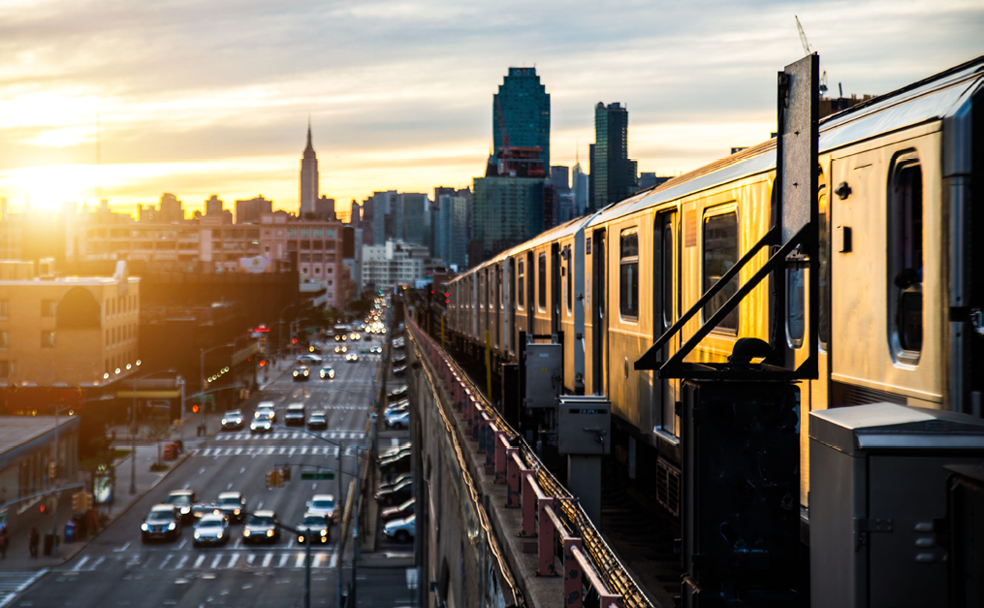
385, 410, 409, 430
345, 353, 359, 363
383, 514, 415, 543
306, 494, 336, 521
254, 402, 276, 420
193, 513, 230, 547
297, 354, 322, 365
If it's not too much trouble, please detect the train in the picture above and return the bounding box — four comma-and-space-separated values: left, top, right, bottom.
440, 56, 983, 517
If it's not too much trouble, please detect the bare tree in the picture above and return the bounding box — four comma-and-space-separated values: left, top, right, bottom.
142, 417, 173, 470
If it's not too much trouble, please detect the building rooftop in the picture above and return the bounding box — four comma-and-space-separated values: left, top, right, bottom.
0, 415, 77, 457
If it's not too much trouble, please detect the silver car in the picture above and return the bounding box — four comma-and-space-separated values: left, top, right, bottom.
193, 513, 230, 547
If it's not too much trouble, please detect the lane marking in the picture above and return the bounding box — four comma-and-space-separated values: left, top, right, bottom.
175, 555, 189, 569
210, 554, 223, 569
312, 553, 323, 568
246, 555, 255, 567
88, 556, 105, 571
328, 552, 337, 569
193, 554, 206, 569
261, 553, 273, 568
278, 554, 289, 568
72, 556, 89, 571
177, 539, 187, 550
159, 555, 173, 569
114, 542, 131, 552
227, 554, 239, 569
295, 553, 306, 568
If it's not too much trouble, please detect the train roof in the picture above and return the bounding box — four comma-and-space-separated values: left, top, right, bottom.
588, 55, 984, 226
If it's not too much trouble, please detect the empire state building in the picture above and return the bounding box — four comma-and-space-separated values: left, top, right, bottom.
299, 122, 319, 215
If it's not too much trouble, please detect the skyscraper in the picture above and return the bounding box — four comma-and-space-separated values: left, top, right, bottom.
493, 68, 551, 171
235, 195, 273, 224
572, 159, 589, 217
593, 102, 638, 210
299, 122, 319, 215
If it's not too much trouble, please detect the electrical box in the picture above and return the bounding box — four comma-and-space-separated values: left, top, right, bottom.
524, 342, 562, 409
557, 396, 611, 455
809, 403, 984, 608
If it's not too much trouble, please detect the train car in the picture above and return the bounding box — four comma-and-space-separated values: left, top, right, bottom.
447, 56, 984, 516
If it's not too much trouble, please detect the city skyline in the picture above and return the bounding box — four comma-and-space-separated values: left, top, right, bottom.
0, 0, 980, 218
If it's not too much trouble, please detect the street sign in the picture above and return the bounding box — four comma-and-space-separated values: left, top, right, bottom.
192, 394, 215, 404
300, 471, 335, 481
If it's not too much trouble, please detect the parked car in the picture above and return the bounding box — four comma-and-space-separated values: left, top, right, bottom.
296, 513, 331, 545
379, 452, 412, 475
383, 514, 415, 543
319, 366, 335, 379
392, 354, 407, 365
385, 398, 409, 413
293, 366, 310, 382
141, 504, 182, 543
385, 410, 409, 430
193, 513, 230, 547
221, 410, 244, 431
377, 446, 411, 466
378, 472, 413, 493
375, 478, 412, 506
285, 403, 306, 426
307, 412, 328, 430
243, 510, 280, 544
380, 498, 415, 523
392, 365, 407, 377
215, 491, 247, 523
164, 489, 198, 523
388, 386, 408, 400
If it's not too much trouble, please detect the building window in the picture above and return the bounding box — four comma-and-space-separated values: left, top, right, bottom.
565, 246, 572, 314
41, 331, 55, 348
538, 253, 547, 311
889, 152, 923, 361
0, 360, 15, 378
702, 209, 739, 333
314, 267, 321, 274
619, 229, 639, 319
0, 332, 7, 348
517, 260, 525, 309
41, 299, 56, 317
0, 301, 7, 318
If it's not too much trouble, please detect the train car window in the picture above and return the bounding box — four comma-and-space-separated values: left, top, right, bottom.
500, 265, 504, 309
538, 253, 547, 311
517, 260, 525, 310
620, 229, 639, 318
889, 152, 923, 361
702, 210, 739, 332
662, 222, 674, 327
786, 267, 805, 348
565, 246, 573, 314
818, 178, 830, 349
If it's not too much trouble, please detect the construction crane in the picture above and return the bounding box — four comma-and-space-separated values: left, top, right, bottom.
795, 15, 829, 96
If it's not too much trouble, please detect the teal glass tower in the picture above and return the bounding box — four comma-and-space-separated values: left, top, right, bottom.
493, 68, 551, 172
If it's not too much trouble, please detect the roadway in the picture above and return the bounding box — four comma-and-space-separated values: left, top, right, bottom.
9, 347, 380, 608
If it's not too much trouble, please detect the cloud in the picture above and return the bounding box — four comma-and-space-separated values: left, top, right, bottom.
0, 0, 981, 212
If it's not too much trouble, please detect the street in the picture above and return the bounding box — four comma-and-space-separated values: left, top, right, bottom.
5, 350, 382, 608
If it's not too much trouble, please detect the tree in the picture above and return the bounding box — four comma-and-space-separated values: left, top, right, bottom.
142, 417, 173, 470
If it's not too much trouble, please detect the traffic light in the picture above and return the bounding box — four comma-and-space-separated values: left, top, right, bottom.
192, 404, 200, 414
72, 492, 83, 512
265, 469, 283, 488
48, 461, 58, 480
259, 359, 266, 368
81, 492, 93, 511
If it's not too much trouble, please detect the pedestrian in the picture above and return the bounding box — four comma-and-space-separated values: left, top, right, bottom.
29, 527, 39, 558
0, 527, 9, 559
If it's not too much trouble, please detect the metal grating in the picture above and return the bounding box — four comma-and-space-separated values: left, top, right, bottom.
656, 459, 681, 519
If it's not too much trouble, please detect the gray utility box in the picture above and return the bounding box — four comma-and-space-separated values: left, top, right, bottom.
557, 396, 611, 455
809, 403, 984, 608
524, 342, 563, 409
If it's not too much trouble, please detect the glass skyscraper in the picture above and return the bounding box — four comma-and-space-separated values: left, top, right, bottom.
593, 102, 638, 210
493, 67, 551, 172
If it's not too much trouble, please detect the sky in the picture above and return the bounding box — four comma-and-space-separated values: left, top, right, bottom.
1, 0, 981, 221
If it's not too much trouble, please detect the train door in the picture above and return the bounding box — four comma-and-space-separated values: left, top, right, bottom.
592, 229, 607, 395
652, 211, 679, 436
507, 258, 516, 357
526, 251, 535, 336
495, 263, 502, 351
551, 243, 561, 337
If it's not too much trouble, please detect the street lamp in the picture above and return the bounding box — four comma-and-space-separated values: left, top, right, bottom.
199, 343, 235, 435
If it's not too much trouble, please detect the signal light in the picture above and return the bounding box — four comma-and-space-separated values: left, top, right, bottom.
292, 339, 297, 345
259, 360, 266, 368
192, 404, 200, 413
40, 504, 45, 514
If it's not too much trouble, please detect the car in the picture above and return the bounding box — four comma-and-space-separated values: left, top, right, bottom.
193, 513, 230, 547
297, 354, 322, 365
375, 478, 412, 506
165, 489, 198, 523
334, 344, 348, 354
306, 494, 336, 522
388, 386, 408, 400
254, 403, 276, 421
220, 410, 244, 431
307, 412, 328, 430
215, 491, 247, 523
293, 366, 311, 381
385, 410, 409, 430
385, 403, 410, 418
380, 498, 415, 523
377, 445, 411, 465
285, 403, 306, 426
308, 344, 323, 355
379, 451, 412, 475
242, 510, 280, 544
370, 345, 383, 354
383, 514, 415, 543
296, 512, 331, 545
319, 366, 335, 380
378, 471, 412, 492
392, 365, 407, 377
386, 398, 409, 411
392, 354, 407, 365
141, 504, 182, 543
350, 332, 361, 341
250, 418, 272, 433
346, 353, 359, 363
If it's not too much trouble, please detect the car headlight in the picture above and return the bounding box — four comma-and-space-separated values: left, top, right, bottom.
320, 529, 327, 537
243, 529, 251, 537
233, 509, 240, 515
194, 531, 201, 539
216, 532, 223, 539
168, 522, 176, 530
266, 529, 274, 537
141, 523, 149, 531
298, 535, 305, 543
221, 419, 227, 424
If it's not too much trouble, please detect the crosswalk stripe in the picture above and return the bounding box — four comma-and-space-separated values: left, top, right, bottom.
88, 556, 105, 571
328, 552, 337, 569
73, 557, 89, 571
209, 554, 223, 569
295, 553, 306, 568
175, 555, 189, 569
262, 553, 273, 568
246, 555, 256, 566
312, 553, 323, 568
227, 554, 239, 569
278, 554, 289, 568
193, 554, 206, 569
159, 555, 173, 569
